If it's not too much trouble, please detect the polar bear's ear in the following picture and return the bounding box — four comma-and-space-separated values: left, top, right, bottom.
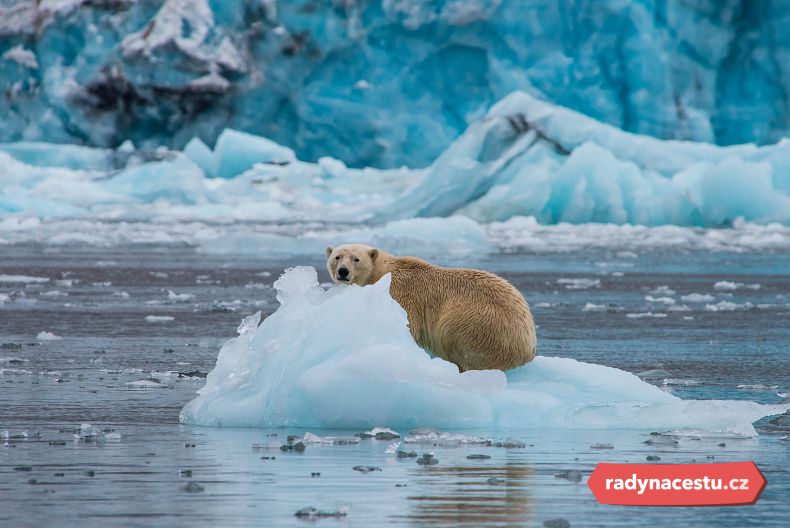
326, 246, 334, 258
368, 248, 379, 261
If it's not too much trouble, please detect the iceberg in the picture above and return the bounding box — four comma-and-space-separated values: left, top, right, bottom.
2, 92, 790, 239
2, 1, 790, 168
180, 267, 788, 434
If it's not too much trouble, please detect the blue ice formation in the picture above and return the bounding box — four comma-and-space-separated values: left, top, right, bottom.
180, 266, 789, 433
2, 0, 790, 167
2, 91, 788, 230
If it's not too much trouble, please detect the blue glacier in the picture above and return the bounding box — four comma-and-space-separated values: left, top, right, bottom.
1, 0, 790, 168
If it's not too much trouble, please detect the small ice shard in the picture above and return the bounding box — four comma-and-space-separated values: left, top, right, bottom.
627, 312, 667, 319
737, 384, 779, 390
167, 290, 196, 302
582, 303, 606, 312
681, 293, 715, 302
358, 427, 400, 439
126, 380, 167, 389
489, 439, 526, 448
144, 315, 175, 322
0, 274, 49, 283
36, 331, 62, 341
75, 424, 103, 442
648, 286, 676, 296
40, 290, 68, 297
645, 296, 675, 305
302, 432, 359, 445
704, 301, 754, 312
557, 278, 600, 290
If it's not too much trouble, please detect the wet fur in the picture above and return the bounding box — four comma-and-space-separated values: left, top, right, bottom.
327, 244, 536, 372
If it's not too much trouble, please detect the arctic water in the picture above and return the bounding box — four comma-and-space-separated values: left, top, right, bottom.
1, 241, 789, 528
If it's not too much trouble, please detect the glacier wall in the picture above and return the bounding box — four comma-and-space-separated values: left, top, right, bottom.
2, 0, 790, 168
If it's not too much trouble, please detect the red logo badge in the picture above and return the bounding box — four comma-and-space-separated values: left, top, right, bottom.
587, 462, 766, 506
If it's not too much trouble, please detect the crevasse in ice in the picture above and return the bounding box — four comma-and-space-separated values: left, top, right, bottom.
179, 267, 788, 434
2, 92, 790, 233
3, 1, 790, 168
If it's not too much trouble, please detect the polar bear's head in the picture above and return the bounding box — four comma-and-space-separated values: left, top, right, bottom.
326, 243, 379, 286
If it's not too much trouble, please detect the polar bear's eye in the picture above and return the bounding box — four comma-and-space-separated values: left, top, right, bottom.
335, 256, 340, 260
354, 258, 360, 262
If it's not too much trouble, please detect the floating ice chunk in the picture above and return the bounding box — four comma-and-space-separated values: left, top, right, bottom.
626, 312, 667, 319
40, 290, 67, 297
713, 281, 760, 291
75, 424, 103, 441
649, 286, 676, 296
582, 303, 606, 312
36, 331, 62, 341
704, 301, 754, 312
736, 384, 779, 391
645, 296, 676, 305
213, 129, 296, 178
181, 267, 789, 434
167, 290, 195, 302
126, 380, 167, 389
0, 274, 49, 283
557, 278, 600, 290
358, 427, 400, 439
681, 293, 715, 302
144, 315, 175, 322
302, 432, 360, 445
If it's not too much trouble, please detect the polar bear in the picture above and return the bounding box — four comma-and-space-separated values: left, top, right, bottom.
326, 244, 536, 372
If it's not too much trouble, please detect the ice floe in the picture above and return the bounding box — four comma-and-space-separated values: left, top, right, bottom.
180, 267, 789, 435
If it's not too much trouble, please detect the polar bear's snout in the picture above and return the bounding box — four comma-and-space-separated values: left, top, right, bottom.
337, 267, 350, 281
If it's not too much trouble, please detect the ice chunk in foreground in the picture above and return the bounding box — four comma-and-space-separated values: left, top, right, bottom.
182, 267, 788, 433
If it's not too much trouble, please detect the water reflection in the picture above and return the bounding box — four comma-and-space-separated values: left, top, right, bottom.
402, 462, 534, 527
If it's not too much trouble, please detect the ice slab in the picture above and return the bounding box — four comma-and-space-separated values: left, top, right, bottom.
181, 267, 788, 434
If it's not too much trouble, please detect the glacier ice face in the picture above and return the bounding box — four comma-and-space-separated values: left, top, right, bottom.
180, 266, 788, 433
2, 0, 790, 167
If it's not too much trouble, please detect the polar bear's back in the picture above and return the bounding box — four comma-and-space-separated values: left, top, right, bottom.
383, 257, 537, 372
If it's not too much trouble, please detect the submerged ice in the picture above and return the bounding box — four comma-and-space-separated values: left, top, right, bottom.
180, 267, 788, 434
